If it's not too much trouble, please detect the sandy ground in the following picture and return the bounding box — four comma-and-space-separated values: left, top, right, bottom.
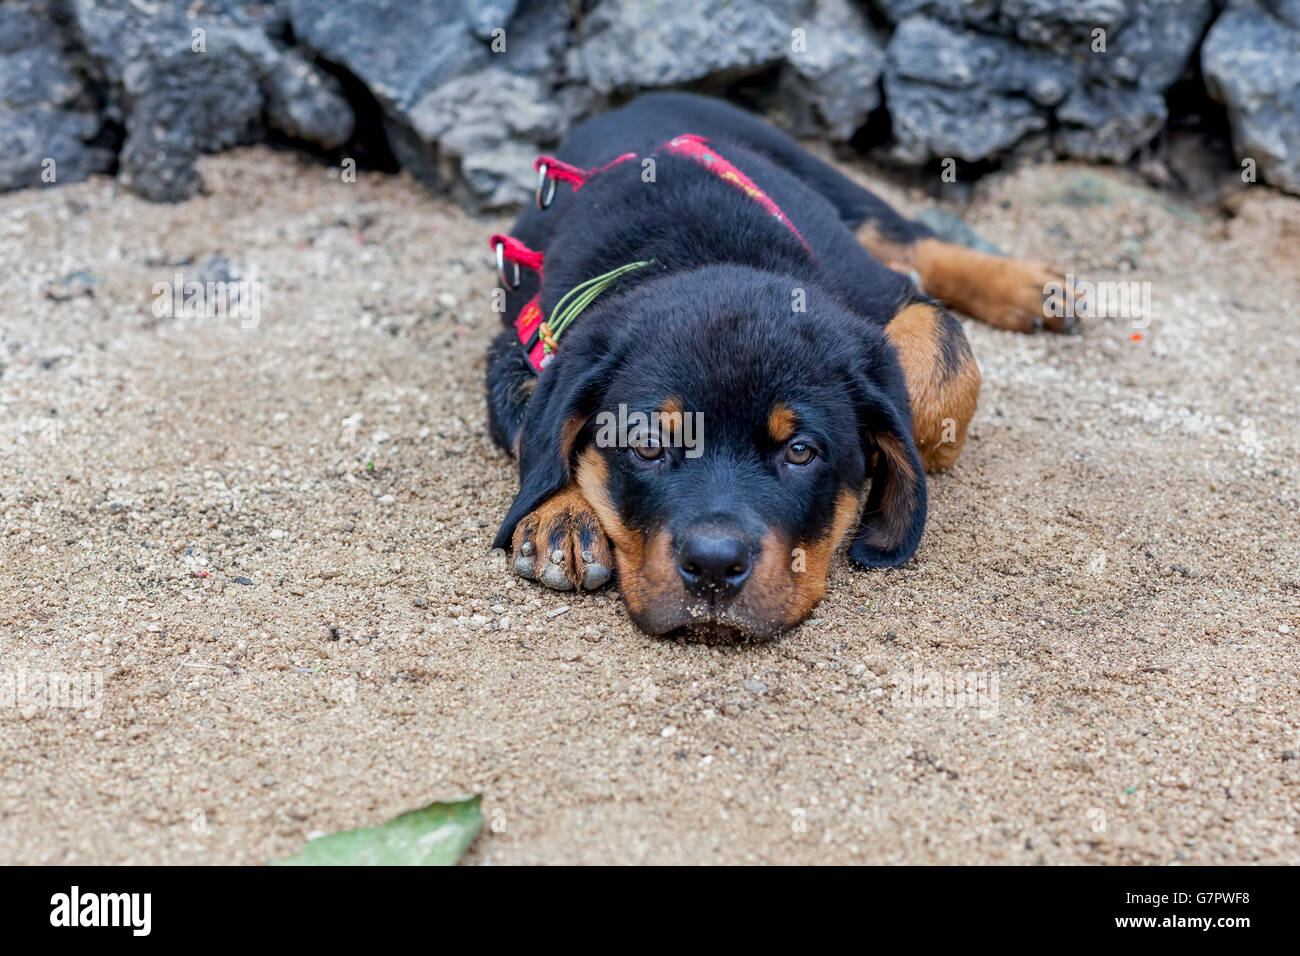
1, 146, 1297, 865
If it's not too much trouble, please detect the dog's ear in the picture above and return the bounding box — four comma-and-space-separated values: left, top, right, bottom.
492, 350, 616, 550
845, 360, 928, 569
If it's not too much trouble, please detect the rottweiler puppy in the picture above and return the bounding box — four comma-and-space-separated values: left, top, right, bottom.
486, 92, 1076, 640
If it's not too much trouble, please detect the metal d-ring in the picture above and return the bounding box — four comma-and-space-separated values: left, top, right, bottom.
495, 240, 521, 290
536, 163, 557, 210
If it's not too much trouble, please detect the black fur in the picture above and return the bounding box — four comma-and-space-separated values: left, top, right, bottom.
487, 92, 935, 588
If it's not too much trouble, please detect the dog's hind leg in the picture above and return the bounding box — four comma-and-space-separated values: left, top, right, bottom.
884, 299, 982, 473
855, 218, 1078, 335
756, 144, 1080, 334
633, 95, 1079, 333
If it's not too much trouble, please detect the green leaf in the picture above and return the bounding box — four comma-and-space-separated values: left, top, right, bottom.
271, 795, 482, 866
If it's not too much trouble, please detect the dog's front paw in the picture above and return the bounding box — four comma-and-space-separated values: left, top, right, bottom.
510, 485, 614, 591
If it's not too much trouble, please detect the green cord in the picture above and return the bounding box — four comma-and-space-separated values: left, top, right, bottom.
546, 259, 652, 350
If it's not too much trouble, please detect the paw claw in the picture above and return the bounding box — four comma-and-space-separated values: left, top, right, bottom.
513, 553, 536, 579
582, 561, 611, 590
539, 562, 575, 591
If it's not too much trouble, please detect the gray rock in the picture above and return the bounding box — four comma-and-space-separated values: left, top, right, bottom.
573, 0, 803, 94
575, 0, 885, 140
68, 0, 354, 202
772, 0, 885, 139
1000, 0, 1132, 49
113, 29, 265, 202
0, 43, 83, 107
262, 48, 355, 148
874, 0, 1000, 25
1074, 0, 1213, 93
1203, 1, 1300, 195
467, 0, 519, 41
288, 0, 579, 207
884, 17, 1057, 162
496, 0, 576, 80
288, 0, 486, 111
1266, 0, 1300, 29
0, 0, 112, 192
1, 0, 1284, 210
0, 104, 111, 193
406, 69, 576, 208
882, 1, 1214, 166
0, 1, 49, 54
1055, 86, 1167, 163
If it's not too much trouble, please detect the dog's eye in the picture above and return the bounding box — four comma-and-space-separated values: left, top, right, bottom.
630, 436, 665, 463
784, 442, 816, 465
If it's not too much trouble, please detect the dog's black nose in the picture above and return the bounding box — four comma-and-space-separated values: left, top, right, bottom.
677, 530, 752, 597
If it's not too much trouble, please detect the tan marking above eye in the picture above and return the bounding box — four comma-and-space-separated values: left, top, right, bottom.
656, 396, 686, 449
768, 403, 797, 443
658, 395, 683, 418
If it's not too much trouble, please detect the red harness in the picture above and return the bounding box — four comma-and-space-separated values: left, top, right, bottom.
492, 134, 808, 374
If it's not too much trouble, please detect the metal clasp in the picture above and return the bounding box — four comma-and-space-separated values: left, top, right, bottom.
536, 162, 557, 210
495, 239, 521, 290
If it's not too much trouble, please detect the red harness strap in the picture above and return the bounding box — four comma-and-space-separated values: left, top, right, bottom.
489, 232, 552, 371
490, 233, 544, 272
514, 294, 550, 372
496, 134, 809, 374
534, 152, 637, 192
657, 135, 809, 249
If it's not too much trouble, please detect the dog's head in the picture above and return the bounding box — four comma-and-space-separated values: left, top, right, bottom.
494, 265, 926, 640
